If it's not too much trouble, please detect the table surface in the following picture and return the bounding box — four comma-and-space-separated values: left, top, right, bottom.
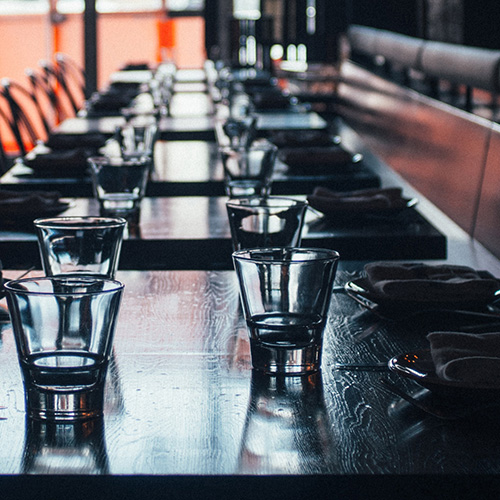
2, 267, 500, 498
0, 137, 381, 197
3, 66, 500, 498
0, 194, 446, 270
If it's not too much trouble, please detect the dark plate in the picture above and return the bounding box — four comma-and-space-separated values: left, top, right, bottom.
0, 201, 72, 229
389, 350, 500, 398
309, 197, 418, 225
344, 275, 499, 315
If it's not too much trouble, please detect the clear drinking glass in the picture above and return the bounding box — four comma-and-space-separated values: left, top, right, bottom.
233, 247, 340, 375
88, 155, 152, 218
219, 142, 278, 198
226, 197, 308, 251
34, 216, 126, 278
5, 276, 124, 421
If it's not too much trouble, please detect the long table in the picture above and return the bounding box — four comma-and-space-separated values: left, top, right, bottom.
2, 263, 500, 499
0, 138, 381, 197
0, 194, 446, 270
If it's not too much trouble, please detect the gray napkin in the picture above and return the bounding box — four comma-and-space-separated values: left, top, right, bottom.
308, 187, 407, 215
428, 331, 500, 386
364, 262, 500, 302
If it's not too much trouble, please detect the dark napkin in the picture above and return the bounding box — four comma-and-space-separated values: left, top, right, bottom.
0, 190, 69, 227
428, 331, 500, 387
23, 147, 90, 176
271, 130, 335, 148
308, 187, 408, 216
45, 132, 107, 151
363, 262, 500, 303
252, 89, 292, 110
280, 146, 353, 169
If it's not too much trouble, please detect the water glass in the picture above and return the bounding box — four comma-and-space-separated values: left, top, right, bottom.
88, 155, 152, 218
120, 118, 159, 159
34, 216, 126, 278
233, 247, 339, 375
226, 197, 307, 251
219, 142, 277, 198
5, 276, 124, 421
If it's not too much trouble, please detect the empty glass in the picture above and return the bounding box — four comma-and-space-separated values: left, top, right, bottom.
233, 248, 339, 375
226, 197, 307, 251
88, 155, 152, 218
34, 216, 126, 278
219, 142, 277, 198
5, 276, 124, 421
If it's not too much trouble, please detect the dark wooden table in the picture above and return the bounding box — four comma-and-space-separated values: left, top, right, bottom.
0, 137, 381, 197
0, 195, 446, 270
2, 265, 500, 499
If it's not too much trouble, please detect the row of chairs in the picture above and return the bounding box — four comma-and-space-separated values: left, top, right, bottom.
0, 53, 86, 172
346, 24, 500, 115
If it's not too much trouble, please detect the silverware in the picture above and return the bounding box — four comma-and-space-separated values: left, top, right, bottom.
334, 362, 388, 371
380, 378, 496, 420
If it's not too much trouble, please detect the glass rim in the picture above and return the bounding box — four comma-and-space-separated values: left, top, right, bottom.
33, 216, 127, 229
4, 276, 125, 296
232, 247, 340, 263
226, 196, 307, 208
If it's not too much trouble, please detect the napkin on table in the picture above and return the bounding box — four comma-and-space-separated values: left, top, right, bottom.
0, 189, 65, 221
363, 262, 500, 302
280, 146, 353, 168
428, 331, 500, 386
308, 186, 408, 215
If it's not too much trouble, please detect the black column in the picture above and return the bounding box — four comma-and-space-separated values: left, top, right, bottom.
84, 0, 98, 97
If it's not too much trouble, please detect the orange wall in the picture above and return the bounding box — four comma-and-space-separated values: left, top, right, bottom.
0, 12, 206, 88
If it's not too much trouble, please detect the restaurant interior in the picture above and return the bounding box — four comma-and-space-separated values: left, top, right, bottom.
2, 0, 500, 498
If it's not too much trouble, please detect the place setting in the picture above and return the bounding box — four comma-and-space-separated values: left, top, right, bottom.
0, 189, 72, 229
335, 260, 500, 419
307, 186, 418, 227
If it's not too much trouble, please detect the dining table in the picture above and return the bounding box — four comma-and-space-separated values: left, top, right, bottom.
2, 255, 500, 499
3, 63, 500, 499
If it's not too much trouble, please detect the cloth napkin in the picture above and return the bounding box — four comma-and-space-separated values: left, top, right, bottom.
0, 190, 67, 226
271, 130, 334, 148
281, 147, 353, 168
45, 132, 107, 151
23, 148, 90, 176
363, 262, 500, 303
308, 186, 407, 215
428, 331, 500, 386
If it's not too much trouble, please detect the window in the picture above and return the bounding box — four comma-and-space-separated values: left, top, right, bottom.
0, 0, 204, 15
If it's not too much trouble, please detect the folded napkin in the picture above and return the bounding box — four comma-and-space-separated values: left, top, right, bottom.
428, 331, 500, 386
0, 189, 68, 226
281, 146, 353, 169
363, 262, 500, 303
23, 148, 90, 176
271, 130, 335, 148
308, 186, 408, 215
252, 90, 291, 110
45, 132, 107, 151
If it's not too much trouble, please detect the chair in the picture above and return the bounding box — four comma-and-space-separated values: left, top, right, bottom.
0, 78, 43, 155
54, 53, 86, 102
36, 61, 78, 121
25, 67, 69, 130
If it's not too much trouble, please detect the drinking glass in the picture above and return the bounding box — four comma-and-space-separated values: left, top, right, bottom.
219, 142, 277, 198
88, 155, 152, 218
226, 197, 307, 251
34, 216, 126, 278
5, 276, 124, 421
233, 247, 339, 375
